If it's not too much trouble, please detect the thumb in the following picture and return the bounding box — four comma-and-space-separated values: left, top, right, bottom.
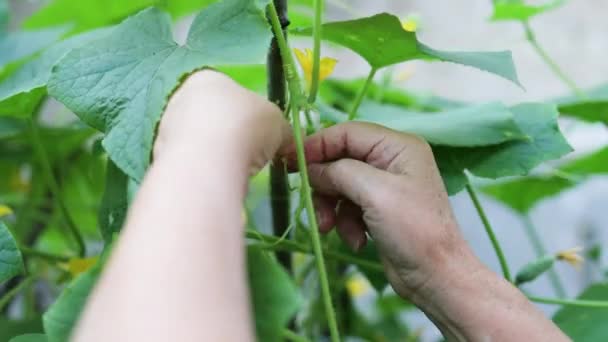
307, 158, 389, 208
249, 117, 292, 176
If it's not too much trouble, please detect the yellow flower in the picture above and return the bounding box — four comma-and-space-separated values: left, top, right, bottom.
401, 15, 420, 33
346, 274, 370, 298
0, 205, 13, 218
293, 48, 338, 90
556, 247, 584, 268
63, 256, 99, 278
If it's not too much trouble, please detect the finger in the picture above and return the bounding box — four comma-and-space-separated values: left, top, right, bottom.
336, 200, 367, 251
280, 121, 425, 171
250, 116, 292, 175
312, 194, 338, 233
307, 159, 389, 208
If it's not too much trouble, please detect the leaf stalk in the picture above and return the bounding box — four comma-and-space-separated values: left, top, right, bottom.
466, 183, 512, 281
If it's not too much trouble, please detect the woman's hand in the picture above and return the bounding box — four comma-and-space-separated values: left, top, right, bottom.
281, 121, 465, 299
281, 122, 569, 342
155, 69, 291, 175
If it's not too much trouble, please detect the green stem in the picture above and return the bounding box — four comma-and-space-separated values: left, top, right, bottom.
20, 246, 71, 263
0, 276, 34, 311
28, 119, 86, 257
282, 329, 313, 342
246, 230, 384, 273
291, 109, 340, 342
348, 67, 377, 120
307, 0, 323, 103
522, 215, 567, 298
522, 21, 585, 99
465, 183, 512, 281
268, 4, 340, 341
528, 296, 608, 308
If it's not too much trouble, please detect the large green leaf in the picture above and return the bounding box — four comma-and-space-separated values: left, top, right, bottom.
483, 176, 571, 213
294, 13, 520, 86
434, 103, 572, 194
321, 101, 527, 146
49, 1, 272, 181
9, 334, 47, 342
326, 101, 527, 147
43, 265, 101, 342
556, 83, 608, 125
320, 77, 466, 113
491, 0, 566, 21
247, 247, 301, 342
482, 146, 608, 213
24, 0, 216, 34
0, 28, 110, 117
0, 221, 24, 283
553, 283, 608, 341
0, 27, 66, 71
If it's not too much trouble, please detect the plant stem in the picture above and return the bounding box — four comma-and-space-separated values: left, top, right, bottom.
348, 67, 377, 120
282, 329, 313, 342
522, 21, 585, 99
291, 108, 340, 342
522, 215, 567, 298
246, 230, 384, 273
466, 183, 512, 281
307, 0, 323, 103
528, 296, 608, 308
268, 4, 340, 341
20, 246, 71, 263
0, 276, 34, 311
28, 119, 86, 257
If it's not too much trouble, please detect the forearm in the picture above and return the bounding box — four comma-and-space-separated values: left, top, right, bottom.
412, 247, 569, 341
74, 141, 253, 341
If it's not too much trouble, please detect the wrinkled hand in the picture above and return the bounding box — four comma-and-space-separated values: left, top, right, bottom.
155, 69, 291, 174
282, 122, 472, 299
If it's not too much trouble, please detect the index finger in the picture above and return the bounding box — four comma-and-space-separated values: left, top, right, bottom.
280, 121, 422, 171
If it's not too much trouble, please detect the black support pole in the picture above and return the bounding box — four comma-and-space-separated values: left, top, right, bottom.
267, 0, 292, 272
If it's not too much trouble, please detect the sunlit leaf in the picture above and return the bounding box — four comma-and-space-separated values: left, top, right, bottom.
49, 2, 272, 181
24, 0, 216, 34
0, 221, 24, 283
248, 247, 301, 342
491, 0, 566, 21
294, 13, 521, 86
553, 283, 608, 341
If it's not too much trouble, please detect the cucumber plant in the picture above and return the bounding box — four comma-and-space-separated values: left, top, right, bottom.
0, 0, 607, 341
